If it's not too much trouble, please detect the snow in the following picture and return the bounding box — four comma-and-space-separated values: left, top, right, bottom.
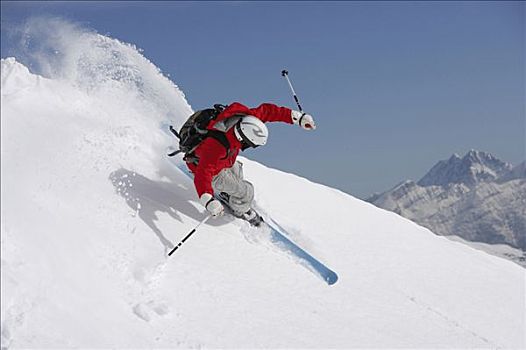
1, 23, 525, 349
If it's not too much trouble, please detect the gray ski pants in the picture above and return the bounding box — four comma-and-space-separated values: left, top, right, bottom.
212, 161, 254, 215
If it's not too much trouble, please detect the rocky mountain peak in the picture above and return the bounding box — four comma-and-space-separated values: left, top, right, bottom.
417, 150, 513, 187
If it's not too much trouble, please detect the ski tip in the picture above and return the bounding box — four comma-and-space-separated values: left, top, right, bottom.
325, 272, 339, 285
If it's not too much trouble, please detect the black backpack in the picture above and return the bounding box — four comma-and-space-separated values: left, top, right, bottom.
168, 104, 231, 163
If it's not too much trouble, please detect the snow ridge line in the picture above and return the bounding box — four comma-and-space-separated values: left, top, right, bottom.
405, 293, 496, 348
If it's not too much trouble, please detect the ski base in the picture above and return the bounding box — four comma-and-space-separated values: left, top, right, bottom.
220, 199, 338, 285
264, 217, 339, 285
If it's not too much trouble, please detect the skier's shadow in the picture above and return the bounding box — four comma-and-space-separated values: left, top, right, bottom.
109, 168, 205, 251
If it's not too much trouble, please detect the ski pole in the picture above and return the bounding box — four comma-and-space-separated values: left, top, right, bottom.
281, 70, 304, 113
168, 214, 212, 256
169, 125, 180, 139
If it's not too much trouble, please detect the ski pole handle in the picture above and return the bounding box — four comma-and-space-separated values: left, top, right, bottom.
168, 214, 212, 256
281, 70, 304, 113
169, 125, 180, 139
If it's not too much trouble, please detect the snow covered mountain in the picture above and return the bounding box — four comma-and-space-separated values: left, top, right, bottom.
368, 150, 526, 264
417, 151, 513, 187
1, 20, 525, 348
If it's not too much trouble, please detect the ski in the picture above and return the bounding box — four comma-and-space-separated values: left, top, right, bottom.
263, 216, 339, 285
217, 192, 339, 285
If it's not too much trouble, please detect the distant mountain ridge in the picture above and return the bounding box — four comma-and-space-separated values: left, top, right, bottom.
500, 160, 526, 182
368, 150, 526, 258
418, 150, 513, 187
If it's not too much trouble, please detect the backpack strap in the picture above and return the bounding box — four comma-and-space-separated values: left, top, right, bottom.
213, 104, 228, 114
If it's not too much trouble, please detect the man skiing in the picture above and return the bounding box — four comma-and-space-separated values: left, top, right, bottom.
186, 102, 316, 226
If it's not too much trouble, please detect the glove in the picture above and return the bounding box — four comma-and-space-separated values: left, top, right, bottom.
200, 193, 224, 217
291, 110, 316, 130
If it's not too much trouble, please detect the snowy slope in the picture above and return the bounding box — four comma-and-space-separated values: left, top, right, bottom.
1, 23, 525, 349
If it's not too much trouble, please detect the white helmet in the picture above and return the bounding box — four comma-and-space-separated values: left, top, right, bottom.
234, 115, 268, 147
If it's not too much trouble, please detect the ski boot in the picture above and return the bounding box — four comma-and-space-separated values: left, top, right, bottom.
217, 192, 263, 227
237, 208, 263, 227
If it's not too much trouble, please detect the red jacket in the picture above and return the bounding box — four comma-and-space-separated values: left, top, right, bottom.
187, 102, 293, 197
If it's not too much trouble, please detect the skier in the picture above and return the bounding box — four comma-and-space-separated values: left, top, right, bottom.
186, 102, 316, 226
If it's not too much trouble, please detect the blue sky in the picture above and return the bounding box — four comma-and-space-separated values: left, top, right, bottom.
2, 1, 524, 198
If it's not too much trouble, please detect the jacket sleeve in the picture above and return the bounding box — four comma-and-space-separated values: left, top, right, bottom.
248, 103, 293, 124
192, 138, 225, 197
